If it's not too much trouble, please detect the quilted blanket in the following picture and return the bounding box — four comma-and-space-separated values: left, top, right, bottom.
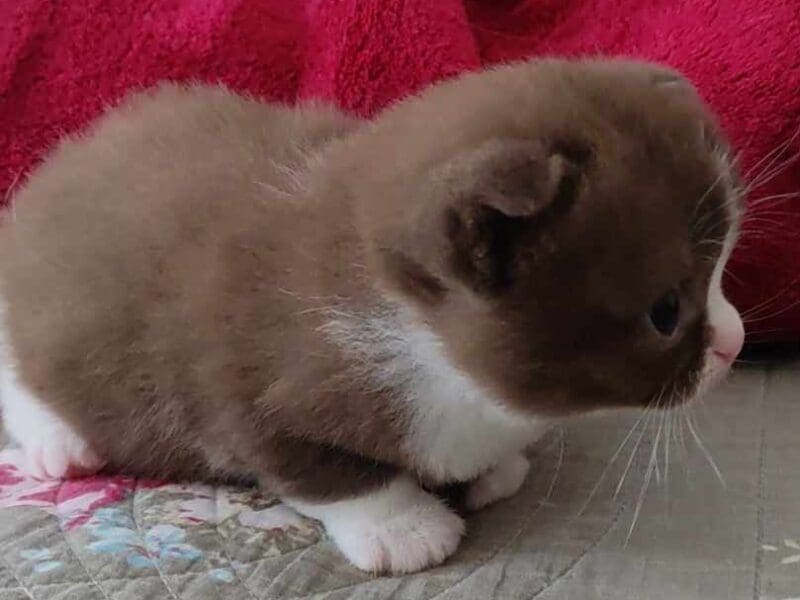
1, 364, 800, 599
0, 1, 799, 338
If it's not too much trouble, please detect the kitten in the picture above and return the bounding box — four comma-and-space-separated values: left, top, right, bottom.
0, 59, 744, 574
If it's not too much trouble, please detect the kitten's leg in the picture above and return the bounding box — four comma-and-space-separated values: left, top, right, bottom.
464, 452, 530, 511
286, 474, 464, 574
263, 439, 464, 574
0, 326, 103, 479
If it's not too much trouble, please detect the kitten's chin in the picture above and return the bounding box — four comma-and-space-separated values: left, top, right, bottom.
691, 353, 735, 400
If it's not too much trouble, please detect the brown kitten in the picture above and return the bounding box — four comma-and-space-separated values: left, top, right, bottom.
0, 59, 744, 574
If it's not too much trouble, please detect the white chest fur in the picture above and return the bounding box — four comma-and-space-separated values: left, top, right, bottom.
322, 306, 547, 483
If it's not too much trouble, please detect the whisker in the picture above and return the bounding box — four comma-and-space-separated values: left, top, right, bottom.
742, 295, 786, 320
692, 389, 714, 429
653, 408, 665, 485
670, 411, 681, 459
740, 216, 800, 232
745, 150, 800, 195
691, 169, 726, 220
746, 191, 800, 212
741, 284, 792, 316
745, 328, 786, 338
724, 267, 744, 287
664, 397, 673, 490
743, 124, 800, 185
693, 195, 737, 241
739, 216, 790, 229
741, 338, 792, 346
738, 226, 800, 240
685, 410, 726, 487
746, 192, 800, 214
676, 402, 688, 461
693, 190, 745, 243
741, 276, 800, 320
743, 144, 787, 186
737, 232, 797, 246
613, 393, 662, 499
744, 295, 800, 325
624, 409, 663, 545
701, 238, 727, 245
577, 403, 653, 515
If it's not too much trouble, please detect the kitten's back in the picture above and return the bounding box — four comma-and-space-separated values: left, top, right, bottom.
0, 85, 359, 477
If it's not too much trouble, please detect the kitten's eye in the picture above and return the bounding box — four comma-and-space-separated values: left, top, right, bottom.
649, 290, 680, 336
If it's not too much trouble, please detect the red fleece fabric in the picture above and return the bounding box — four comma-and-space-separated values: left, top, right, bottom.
1, 1, 799, 339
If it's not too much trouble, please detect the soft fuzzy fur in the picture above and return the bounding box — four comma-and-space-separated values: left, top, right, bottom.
0, 59, 744, 573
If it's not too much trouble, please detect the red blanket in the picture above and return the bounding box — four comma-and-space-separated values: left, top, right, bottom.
1, 0, 799, 340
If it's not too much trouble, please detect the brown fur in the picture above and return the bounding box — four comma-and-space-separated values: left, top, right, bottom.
0, 59, 736, 500
341, 60, 736, 417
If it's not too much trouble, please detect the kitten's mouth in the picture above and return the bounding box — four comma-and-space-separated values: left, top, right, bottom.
648, 366, 708, 410
712, 349, 737, 364
674, 353, 737, 407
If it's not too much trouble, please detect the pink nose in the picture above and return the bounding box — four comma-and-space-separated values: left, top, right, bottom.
711, 320, 745, 365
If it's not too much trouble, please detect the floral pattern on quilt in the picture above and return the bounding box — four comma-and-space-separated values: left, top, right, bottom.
0, 426, 628, 599
0, 447, 323, 593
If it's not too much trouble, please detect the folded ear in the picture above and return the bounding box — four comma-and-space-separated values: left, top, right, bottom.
440, 139, 582, 294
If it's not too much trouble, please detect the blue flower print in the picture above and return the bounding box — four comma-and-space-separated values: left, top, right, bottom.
145, 524, 202, 562
19, 548, 63, 574
209, 568, 235, 583
86, 508, 202, 569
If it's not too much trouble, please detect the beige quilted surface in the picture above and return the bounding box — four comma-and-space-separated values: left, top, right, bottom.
0, 362, 797, 599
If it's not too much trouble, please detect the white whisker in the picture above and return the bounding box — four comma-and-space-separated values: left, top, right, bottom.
577, 404, 652, 515
746, 191, 800, 212
653, 409, 664, 485
743, 124, 800, 185
613, 392, 662, 499
624, 410, 663, 545
741, 276, 800, 320
745, 150, 800, 194
664, 399, 672, 489
676, 402, 689, 464
691, 169, 726, 219
685, 410, 726, 487
744, 295, 800, 325
724, 267, 744, 287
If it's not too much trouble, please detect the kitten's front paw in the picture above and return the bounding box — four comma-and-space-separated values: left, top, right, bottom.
1, 381, 104, 480
23, 429, 104, 480
288, 475, 465, 574
330, 497, 464, 574
465, 453, 530, 511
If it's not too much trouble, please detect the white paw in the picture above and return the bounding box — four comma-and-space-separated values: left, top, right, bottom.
1, 363, 103, 480
465, 453, 530, 511
22, 427, 104, 480
287, 475, 465, 574
328, 496, 464, 574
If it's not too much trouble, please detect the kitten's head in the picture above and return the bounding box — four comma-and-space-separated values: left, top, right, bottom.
341, 59, 744, 416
